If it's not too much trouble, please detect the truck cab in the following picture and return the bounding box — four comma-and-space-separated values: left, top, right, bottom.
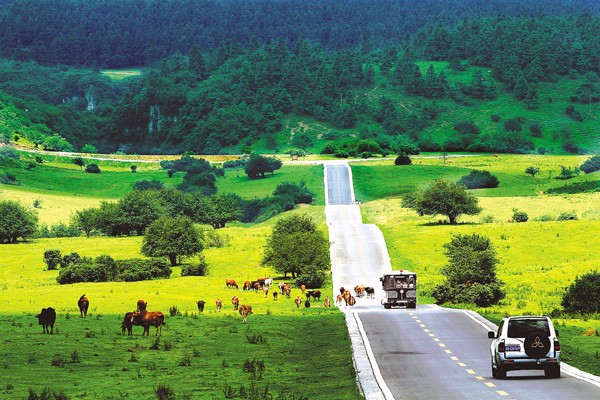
380, 270, 417, 309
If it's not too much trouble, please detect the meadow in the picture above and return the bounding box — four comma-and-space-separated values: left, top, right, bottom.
353, 154, 600, 374
0, 154, 352, 399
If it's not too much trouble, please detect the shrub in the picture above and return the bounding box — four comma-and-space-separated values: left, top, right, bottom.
394, 154, 412, 165
562, 271, 600, 314
557, 211, 578, 221
457, 170, 499, 189
581, 155, 600, 174
0, 146, 19, 159
0, 172, 18, 184
43, 249, 62, 270
563, 140, 581, 154
453, 121, 480, 135
116, 258, 171, 282
155, 384, 176, 400
333, 151, 349, 158
490, 114, 501, 122
504, 118, 522, 132
85, 164, 101, 174
512, 209, 528, 222
180, 256, 209, 277
28, 387, 70, 400
273, 181, 315, 204
557, 165, 580, 180
134, 180, 164, 191
528, 122, 543, 137
61, 252, 82, 268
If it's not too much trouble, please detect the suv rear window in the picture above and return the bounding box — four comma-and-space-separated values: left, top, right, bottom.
507, 318, 550, 338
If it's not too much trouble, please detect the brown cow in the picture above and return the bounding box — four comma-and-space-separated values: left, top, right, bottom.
354, 285, 365, 298
300, 284, 306, 294
78, 294, 89, 318
283, 283, 291, 298
243, 281, 252, 291
335, 294, 343, 305
324, 296, 331, 307
37, 307, 56, 334
278, 281, 285, 294
136, 300, 147, 312
239, 305, 253, 323
294, 295, 302, 308
121, 312, 134, 335
343, 290, 352, 306
132, 310, 165, 336
225, 278, 238, 289
263, 287, 269, 298
348, 296, 356, 306
231, 295, 239, 310
215, 298, 222, 312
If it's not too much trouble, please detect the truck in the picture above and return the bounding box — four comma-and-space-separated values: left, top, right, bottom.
380, 270, 417, 309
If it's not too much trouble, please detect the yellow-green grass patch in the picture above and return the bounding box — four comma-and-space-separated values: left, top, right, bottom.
100, 68, 143, 81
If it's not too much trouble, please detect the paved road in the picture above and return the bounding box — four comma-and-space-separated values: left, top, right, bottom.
324, 162, 600, 400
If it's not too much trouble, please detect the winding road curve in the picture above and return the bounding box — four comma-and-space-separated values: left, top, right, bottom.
324, 161, 600, 400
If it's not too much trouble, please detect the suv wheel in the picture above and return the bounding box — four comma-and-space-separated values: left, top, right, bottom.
524, 331, 551, 359
545, 364, 560, 379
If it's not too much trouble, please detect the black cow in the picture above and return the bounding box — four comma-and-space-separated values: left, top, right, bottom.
37, 307, 56, 334
197, 300, 206, 312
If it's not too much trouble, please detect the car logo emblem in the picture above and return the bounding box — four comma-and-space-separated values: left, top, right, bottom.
532, 336, 545, 348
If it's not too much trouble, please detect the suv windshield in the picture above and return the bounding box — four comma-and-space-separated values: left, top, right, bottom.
507, 318, 550, 338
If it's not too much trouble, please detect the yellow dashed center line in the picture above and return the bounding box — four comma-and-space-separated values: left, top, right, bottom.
413, 313, 514, 399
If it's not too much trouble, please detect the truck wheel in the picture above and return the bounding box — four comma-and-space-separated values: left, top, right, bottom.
408, 302, 416, 309
384, 303, 391, 309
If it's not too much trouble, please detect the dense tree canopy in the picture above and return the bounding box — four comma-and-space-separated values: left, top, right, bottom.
0, 200, 38, 243
402, 180, 482, 224
141, 215, 203, 266
262, 214, 330, 279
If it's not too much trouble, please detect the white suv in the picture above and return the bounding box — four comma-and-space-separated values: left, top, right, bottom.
488, 316, 561, 379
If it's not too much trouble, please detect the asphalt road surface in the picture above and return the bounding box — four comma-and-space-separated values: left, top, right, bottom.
325, 162, 600, 400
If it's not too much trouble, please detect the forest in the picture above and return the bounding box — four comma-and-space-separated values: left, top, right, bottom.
0, 0, 599, 155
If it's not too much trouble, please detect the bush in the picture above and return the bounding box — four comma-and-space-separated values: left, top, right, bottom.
432, 281, 505, 307
563, 140, 581, 154
504, 118, 522, 132
557, 211, 578, 221
457, 170, 499, 189
134, 180, 164, 191
0, 172, 18, 184
180, 256, 209, 277
43, 249, 62, 270
273, 181, 315, 204
557, 165, 580, 180
528, 121, 543, 137
547, 181, 599, 194
295, 266, 327, 289
85, 164, 101, 174
581, 155, 600, 174
394, 154, 412, 165
0, 146, 20, 159
562, 271, 600, 314
490, 114, 501, 122
512, 209, 528, 222
453, 121, 480, 135
116, 258, 171, 282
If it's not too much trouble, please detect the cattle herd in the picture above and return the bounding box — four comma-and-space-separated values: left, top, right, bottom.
35, 281, 374, 336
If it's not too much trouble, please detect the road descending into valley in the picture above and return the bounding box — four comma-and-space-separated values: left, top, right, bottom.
324, 161, 600, 400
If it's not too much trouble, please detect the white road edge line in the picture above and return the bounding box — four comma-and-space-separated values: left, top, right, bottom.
352, 310, 396, 400
461, 310, 600, 389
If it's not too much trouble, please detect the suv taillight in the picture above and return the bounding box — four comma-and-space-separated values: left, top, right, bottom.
554, 339, 560, 352
498, 340, 505, 353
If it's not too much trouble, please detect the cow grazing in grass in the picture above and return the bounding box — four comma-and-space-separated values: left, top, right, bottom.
136, 300, 147, 312
263, 278, 272, 288
215, 298, 222, 312
310, 290, 321, 301
243, 281, 252, 291
294, 296, 302, 308
121, 312, 134, 335
78, 294, 89, 318
272, 291, 278, 301
231, 295, 239, 310
263, 287, 269, 298
225, 279, 238, 289
278, 281, 285, 294
197, 300, 206, 313
324, 296, 331, 307
300, 284, 306, 294
132, 310, 165, 336
37, 307, 56, 334
239, 305, 253, 323
283, 283, 291, 298
365, 287, 375, 299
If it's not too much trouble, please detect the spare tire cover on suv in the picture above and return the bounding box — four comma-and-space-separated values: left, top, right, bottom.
524, 331, 551, 359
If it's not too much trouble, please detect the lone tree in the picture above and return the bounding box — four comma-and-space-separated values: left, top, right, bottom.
262, 214, 330, 283
0, 200, 38, 243
141, 216, 203, 266
525, 166, 540, 177
245, 153, 282, 178
402, 180, 481, 224
432, 233, 505, 307
73, 157, 85, 170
